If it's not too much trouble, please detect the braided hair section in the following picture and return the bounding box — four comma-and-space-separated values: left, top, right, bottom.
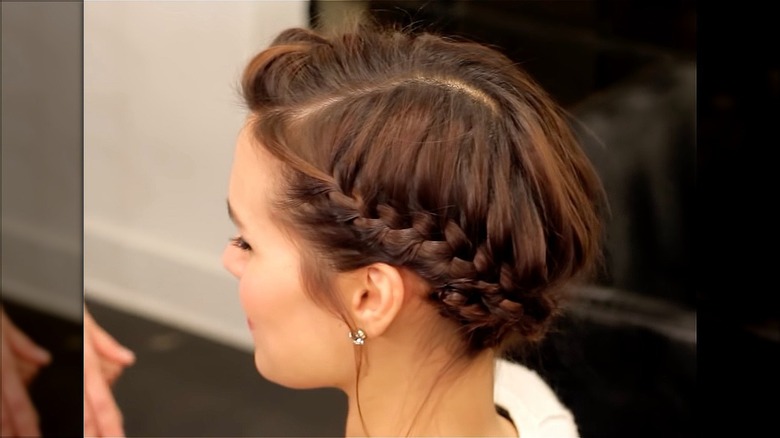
241, 24, 604, 353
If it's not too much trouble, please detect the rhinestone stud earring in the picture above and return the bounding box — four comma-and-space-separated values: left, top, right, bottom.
348, 328, 367, 346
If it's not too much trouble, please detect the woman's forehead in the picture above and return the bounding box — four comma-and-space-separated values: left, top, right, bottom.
229, 125, 285, 223
233, 124, 276, 182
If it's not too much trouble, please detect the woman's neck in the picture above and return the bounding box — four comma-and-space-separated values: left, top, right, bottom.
342, 347, 517, 437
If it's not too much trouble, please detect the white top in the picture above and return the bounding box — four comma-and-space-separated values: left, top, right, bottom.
494, 359, 580, 438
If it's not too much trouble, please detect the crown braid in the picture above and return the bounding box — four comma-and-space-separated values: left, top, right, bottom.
242, 24, 604, 352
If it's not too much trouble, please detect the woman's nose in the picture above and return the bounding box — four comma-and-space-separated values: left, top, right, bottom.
222, 245, 239, 278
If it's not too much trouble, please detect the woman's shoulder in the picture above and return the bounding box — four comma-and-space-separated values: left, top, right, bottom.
494, 358, 580, 438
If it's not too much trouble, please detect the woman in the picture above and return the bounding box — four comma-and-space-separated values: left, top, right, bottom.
222, 21, 604, 438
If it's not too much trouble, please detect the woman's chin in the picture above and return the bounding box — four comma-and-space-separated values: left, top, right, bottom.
252, 352, 319, 389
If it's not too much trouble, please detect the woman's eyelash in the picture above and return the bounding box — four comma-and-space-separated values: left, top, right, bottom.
230, 236, 252, 251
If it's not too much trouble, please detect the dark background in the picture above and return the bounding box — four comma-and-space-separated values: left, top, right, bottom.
3, 2, 779, 437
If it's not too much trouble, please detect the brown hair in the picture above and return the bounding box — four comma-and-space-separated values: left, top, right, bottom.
240, 22, 604, 356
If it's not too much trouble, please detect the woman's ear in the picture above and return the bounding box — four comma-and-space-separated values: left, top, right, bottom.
347, 263, 405, 339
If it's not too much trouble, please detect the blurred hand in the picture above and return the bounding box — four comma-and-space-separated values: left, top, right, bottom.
1, 307, 52, 437
83, 307, 135, 438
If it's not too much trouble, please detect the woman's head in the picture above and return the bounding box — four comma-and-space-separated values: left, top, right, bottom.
223, 22, 604, 387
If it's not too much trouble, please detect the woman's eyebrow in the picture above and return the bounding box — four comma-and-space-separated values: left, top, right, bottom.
227, 199, 244, 228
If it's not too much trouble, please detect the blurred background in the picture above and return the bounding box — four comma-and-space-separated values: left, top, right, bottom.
2, 1, 776, 437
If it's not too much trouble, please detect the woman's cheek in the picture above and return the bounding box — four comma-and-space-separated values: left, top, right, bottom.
239, 265, 269, 314
238, 275, 257, 310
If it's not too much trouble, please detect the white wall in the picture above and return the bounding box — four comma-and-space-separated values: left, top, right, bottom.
84, 1, 308, 351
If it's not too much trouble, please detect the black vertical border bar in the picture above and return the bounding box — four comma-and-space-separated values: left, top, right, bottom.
698, 2, 780, 437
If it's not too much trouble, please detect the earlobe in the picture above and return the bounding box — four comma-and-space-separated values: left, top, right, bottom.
350, 263, 405, 339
